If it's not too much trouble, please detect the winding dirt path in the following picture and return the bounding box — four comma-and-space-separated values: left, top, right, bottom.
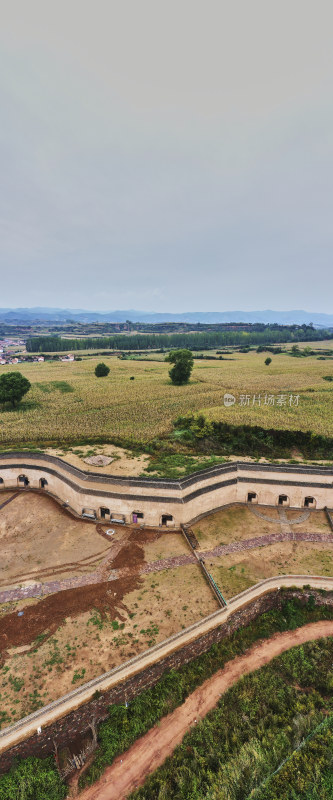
78, 619, 333, 800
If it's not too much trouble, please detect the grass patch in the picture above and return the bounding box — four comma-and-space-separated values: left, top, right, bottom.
79, 593, 333, 788
142, 453, 227, 478
130, 635, 333, 800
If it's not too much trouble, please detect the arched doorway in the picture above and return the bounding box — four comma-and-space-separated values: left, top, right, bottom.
304, 496, 316, 508
100, 507, 110, 519
160, 514, 174, 527
18, 475, 29, 487
247, 492, 258, 503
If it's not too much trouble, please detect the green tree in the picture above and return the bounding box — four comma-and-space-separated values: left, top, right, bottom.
165, 349, 194, 385
0, 372, 31, 407
265, 357, 272, 366
0, 755, 66, 800
95, 363, 110, 377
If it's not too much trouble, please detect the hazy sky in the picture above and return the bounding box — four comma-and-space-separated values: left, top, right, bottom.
1, 0, 332, 312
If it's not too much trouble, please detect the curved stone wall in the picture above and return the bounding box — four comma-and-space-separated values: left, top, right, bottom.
0, 452, 332, 526
1, 576, 333, 770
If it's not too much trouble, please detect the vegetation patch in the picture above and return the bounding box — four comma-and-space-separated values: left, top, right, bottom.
172, 413, 333, 460
142, 453, 228, 479
0, 347, 332, 454
130, 632, 333, 800
79, 594, 333, 788
1, 595, 332, 798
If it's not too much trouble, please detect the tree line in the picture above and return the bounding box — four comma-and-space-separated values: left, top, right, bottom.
26, 325, 332, 353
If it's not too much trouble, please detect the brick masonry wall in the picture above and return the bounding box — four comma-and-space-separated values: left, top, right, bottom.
1, 588, 332, 773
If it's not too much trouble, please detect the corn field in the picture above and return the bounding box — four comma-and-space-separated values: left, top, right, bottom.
0, 347, 332, 447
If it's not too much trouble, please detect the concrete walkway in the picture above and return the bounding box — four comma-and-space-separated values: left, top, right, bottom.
1, 574, 333, 756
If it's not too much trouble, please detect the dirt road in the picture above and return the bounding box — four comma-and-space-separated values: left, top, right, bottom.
78, 619, 333, 800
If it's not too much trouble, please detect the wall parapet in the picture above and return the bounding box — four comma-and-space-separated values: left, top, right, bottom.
1, 574, 333, 773
0, 452, 332, 526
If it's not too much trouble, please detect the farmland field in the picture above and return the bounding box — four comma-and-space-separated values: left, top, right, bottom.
0, 342, 332, 450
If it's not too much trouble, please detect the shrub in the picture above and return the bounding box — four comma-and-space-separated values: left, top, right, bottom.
95, 363, 110, 378
0, 756, 66, 799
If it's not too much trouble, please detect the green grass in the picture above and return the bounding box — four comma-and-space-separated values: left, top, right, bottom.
130, 637, 333, 800
79, 593, 333, 788
142, 453, 228, 478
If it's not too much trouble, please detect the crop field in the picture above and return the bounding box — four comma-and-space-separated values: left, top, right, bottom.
0, 342, 332, 449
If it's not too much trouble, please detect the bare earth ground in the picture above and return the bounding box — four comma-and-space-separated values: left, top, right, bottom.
45, 445, 333, 477
77, 620, 333, 800
0, 564, 217, 726
0, 493, 113, 587
1, 496, 332, 727
45, 445, 150, 477
208, 540, 333, 599
0, 492, 17, 507
0, 493, 186, 588
192, 505, 330, 549
0, 494, 216, 725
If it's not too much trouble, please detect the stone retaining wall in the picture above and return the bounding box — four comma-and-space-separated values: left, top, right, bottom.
0, 452, 332, 526
1, 587, 332, 774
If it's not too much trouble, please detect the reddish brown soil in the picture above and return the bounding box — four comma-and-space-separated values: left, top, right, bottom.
0, 533, 155, 662
128, 529, 161, 544
0, 575, 142, 661
111, 544, 145, 570
96, 524, 162, 546
0, 530, 183, 665
78, 620, 333, 800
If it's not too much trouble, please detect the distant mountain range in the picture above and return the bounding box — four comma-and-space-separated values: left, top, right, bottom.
0, 308, 332, 327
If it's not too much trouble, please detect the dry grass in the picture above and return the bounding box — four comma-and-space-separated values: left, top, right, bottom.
193, 506, 281, 549
208, 541, 333, 600
192, 506, 331, 550
0, 342, 332, 447
0, 564, 216, 727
